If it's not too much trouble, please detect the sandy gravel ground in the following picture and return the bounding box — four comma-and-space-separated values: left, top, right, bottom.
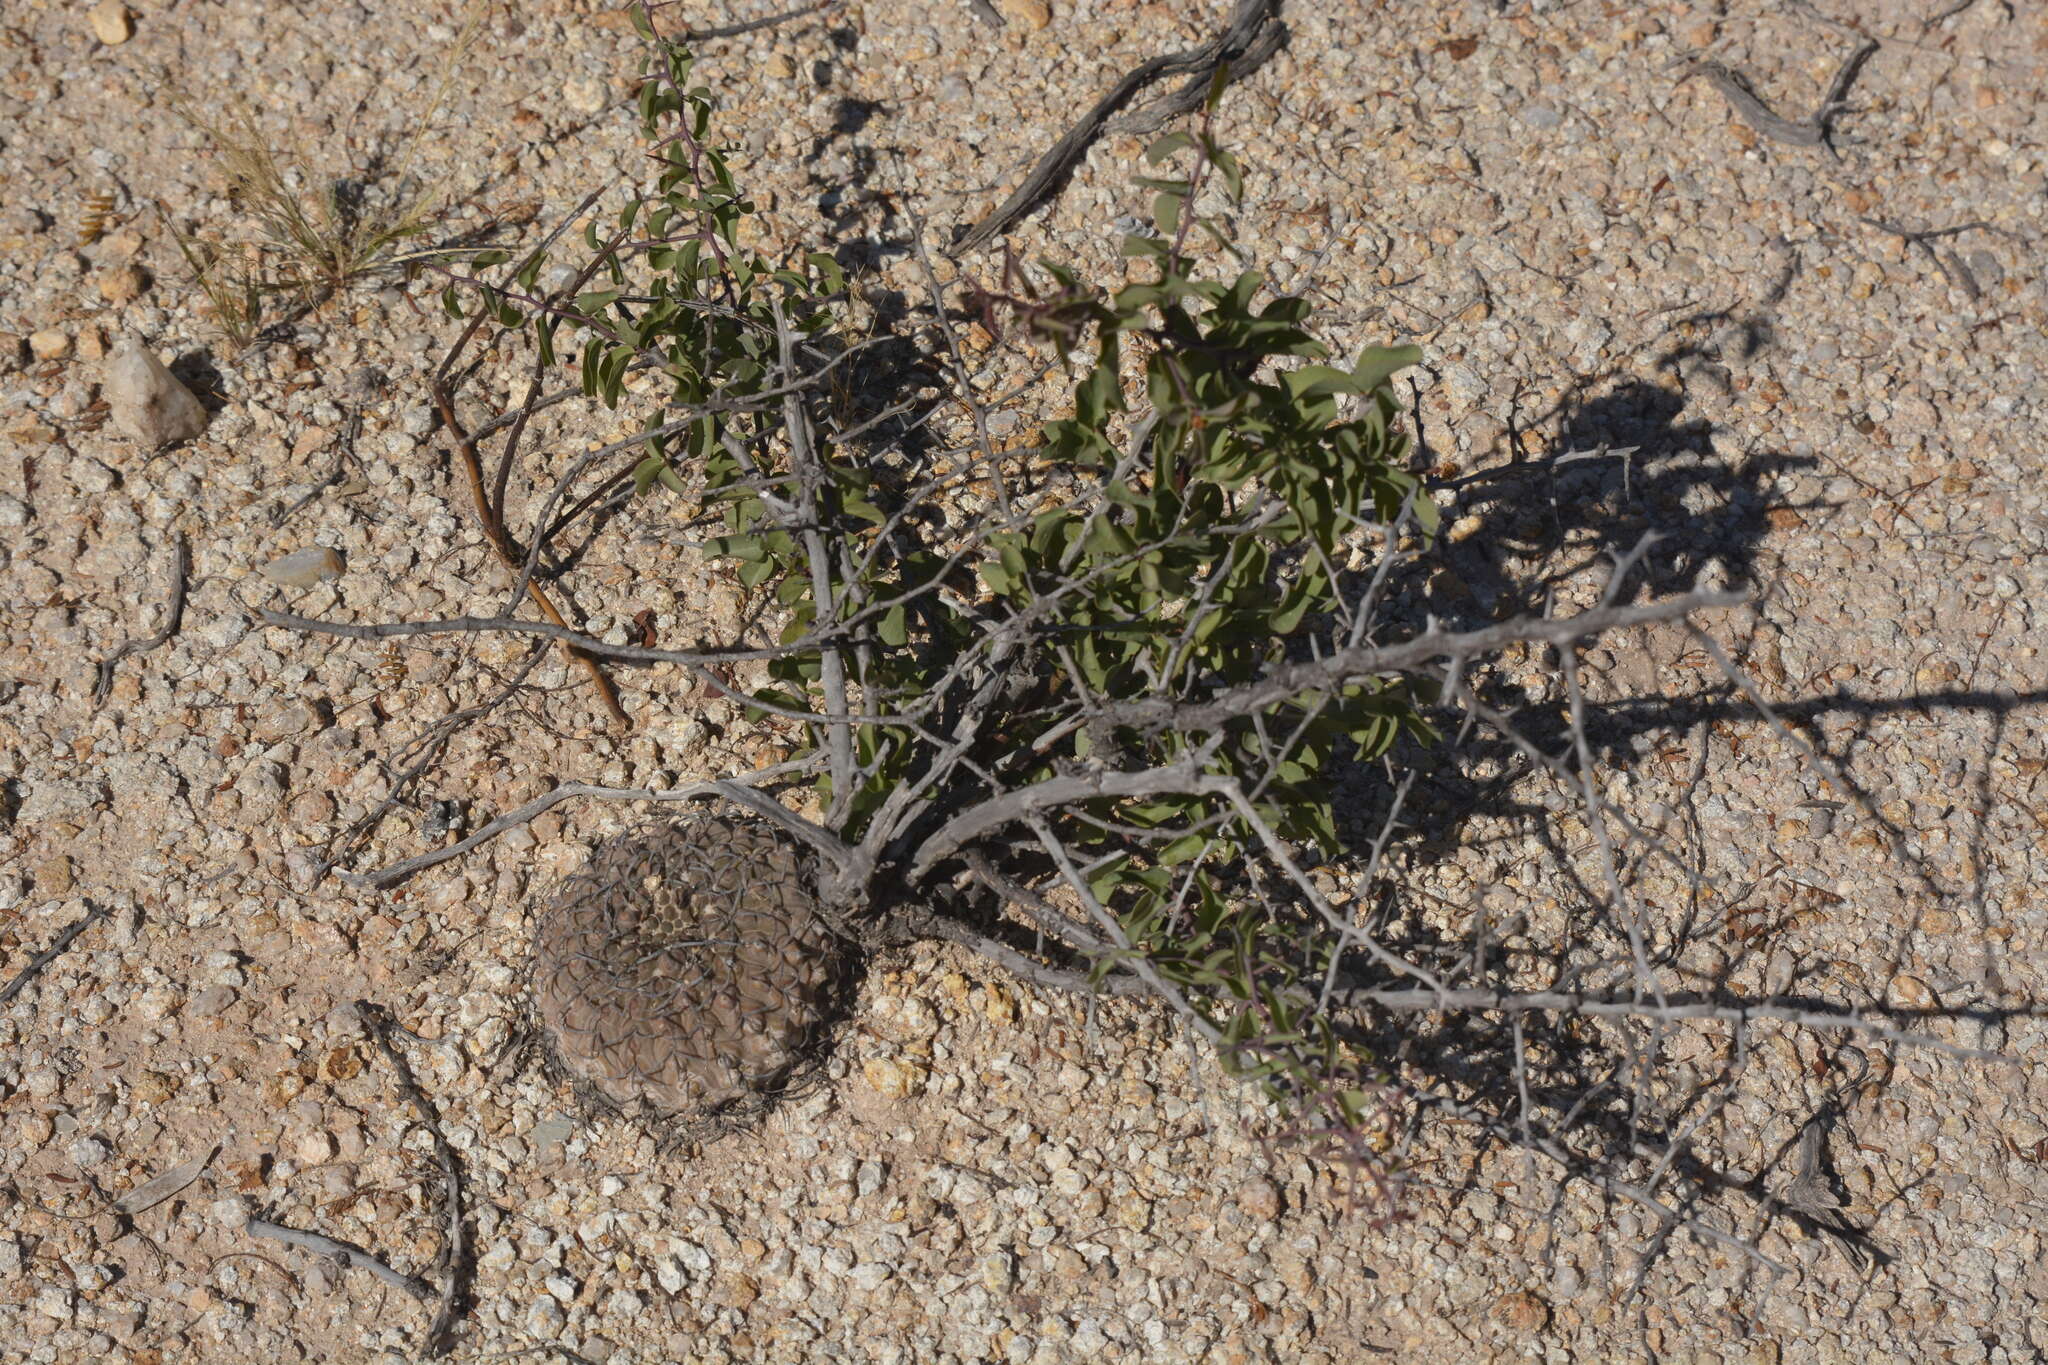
3, 1, 2046, 1361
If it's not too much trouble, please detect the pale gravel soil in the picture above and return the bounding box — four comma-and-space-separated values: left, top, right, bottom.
2, 0, 2046, 1362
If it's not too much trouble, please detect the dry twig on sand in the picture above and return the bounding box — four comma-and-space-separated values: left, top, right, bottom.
0, 902, 112, 1009
361, 1002, 471, 1358
92, 533, 191, 708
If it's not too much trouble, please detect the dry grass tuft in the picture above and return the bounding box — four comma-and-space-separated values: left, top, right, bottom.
162, 4, 485, 346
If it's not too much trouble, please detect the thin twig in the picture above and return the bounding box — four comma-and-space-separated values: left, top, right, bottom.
1099, 590, 1746, 736
1410, 1086, 1792, 1276
1339, 985, 2009, 1063
247, 1218, 434, 1301
268, 411, 362, 528
1676, 39, 1878, 153
1108, 18, 1289, 136
949, 0, 1282, 254
360, 1002, 468, 1358
432, 384, 630, 728
0, 902, 112, 1009
677, 0, 840, 42
341, 767, 827, 889
1860, 216, 2007, 300
92, 533, 191, 708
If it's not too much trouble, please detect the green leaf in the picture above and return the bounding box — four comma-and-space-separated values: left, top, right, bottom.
631, 454, 670, 495
1351, 344, 1423, 394
805, 251, 847, 293
843, 493, 886, 526
1153, 192, 1181, 237
743, 687, 813, 723
1145, 131, 1196, 164
1203, 60, 1232, 115
878, 605, 908, 647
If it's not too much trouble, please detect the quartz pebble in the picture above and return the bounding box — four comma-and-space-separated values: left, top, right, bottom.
103, 337, 208, 445
997, 0, 1053, 29
89, 0, 133, 44
97, 264, 147, 304
260, 546, 346, 588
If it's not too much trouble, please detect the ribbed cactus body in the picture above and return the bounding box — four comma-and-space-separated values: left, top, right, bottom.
533, 811, 844, 1120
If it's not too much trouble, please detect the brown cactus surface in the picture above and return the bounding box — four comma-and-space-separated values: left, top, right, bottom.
532, 810, 846, 1122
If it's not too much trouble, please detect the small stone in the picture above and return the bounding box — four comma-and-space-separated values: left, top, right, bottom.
103, 337, 207, 445
253, 699, 323, 743
29, 328, 72, 360
1491, 1290, 1551, 1332
979, 1250, 1015, 1293
89, 0, 133, 44
525, 1296, 566, 1340
259, 547, 346, 588
1239, 1177, 1282, 1222
564, 76, 608, 115
764, 52, 794, 79
292, 791, 336, 825
97, 264, 148, 305
36, 856, 76, 897
67, 1137, 111, 1167
1891, 975, 1934, 1009
297, 1131, 336, 1165
187, 985, 237, 1018
997, 0, 1053, 29
862, 1054, 926, 1099
134, 1070, 178, 1105
210, 1196, 252, 1232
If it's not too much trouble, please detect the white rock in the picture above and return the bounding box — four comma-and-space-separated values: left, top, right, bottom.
259, 547, 345, 588
103, 338, 207, 446
524, 1296, 565, 1341
0, 493, 28, 527
67, 1137, 111, 1167
89, 0, 133, 44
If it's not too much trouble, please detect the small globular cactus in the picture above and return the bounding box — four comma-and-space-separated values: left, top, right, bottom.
532, 810, 848, 1127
